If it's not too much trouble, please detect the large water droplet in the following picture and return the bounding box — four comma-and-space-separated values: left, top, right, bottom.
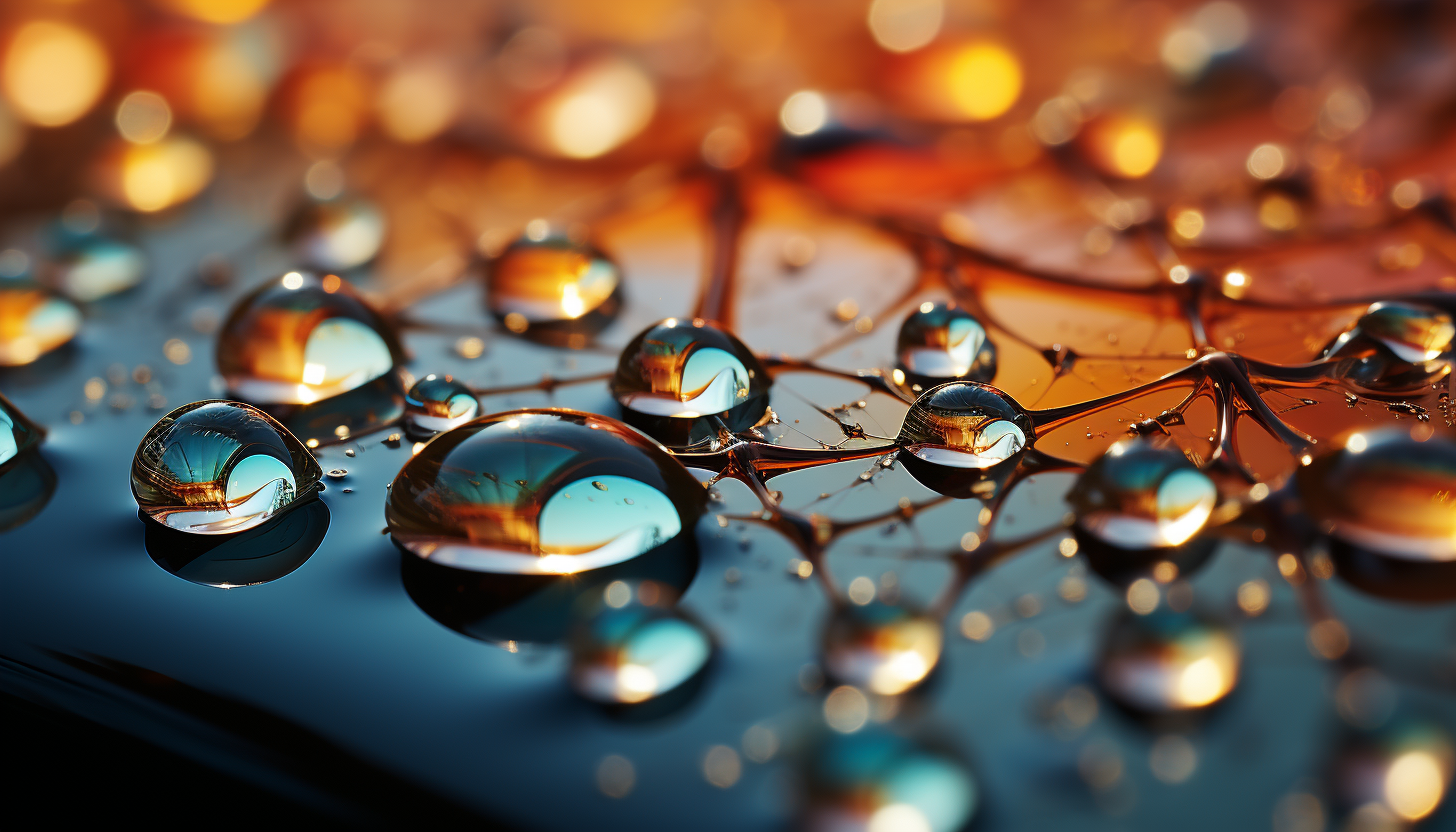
896, 301, 996, 390
822, 599, 943, 696
282, 195, 385, 271
216, 271, 406, 444
1098, 609, 1240, 715
1331, 718, 1454, 825
612, 318, 771, 445
0, 280, 81, 366
145, 498, 330, 587
799, 729, 979, 832
1321, 301, 1454, 393
131, 400, 323, 535
897, 381, 1030, 469
403, 374, 478, 438
486, 233, 622, 344
569, 580, 711, 706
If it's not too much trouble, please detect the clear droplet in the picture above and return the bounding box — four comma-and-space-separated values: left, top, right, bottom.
404, 374, 479, 437
1331, 718, 1454, 824
1322, 302, 1454, 394
896, 301, 996, 388
486, 233, 622, 344
131, 400, 323, 535
799, 728, 979, 832
282, 195, 385, 271
0, 280, 82, 366
145, 498, 330, 587
48, 234, 147, 302
612, 318, 771, 445
897, 381, 1030, 469
1098, 609, 1240, 714
1071, 435, 1218, 550
822, 599, 943, 696
0, 391, 43, 472
0, 392, 54, 532
569, 580, 711, 705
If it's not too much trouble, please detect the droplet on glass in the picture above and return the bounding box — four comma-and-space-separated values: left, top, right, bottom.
612, 318, 770, 445
485, 233, 622, 344
0, 280, 81, 366
895, 301, 996, 389
799, 728, 979, 832
216, 271, 406, 444
897, 381, 1030, 470
822, 599, 942, 696
1331, 718, 1454, 825
569, 580, 711, 706
281, 195, 385, 271
1321, 302, 1454, 394
403, 374, 478, 438
131, 400, 323, 535
1097, 609, 1240, 715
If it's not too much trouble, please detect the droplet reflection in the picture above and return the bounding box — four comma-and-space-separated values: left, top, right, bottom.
486, 233, 623, 344
282, 195, 385, 271
144, 498, 329, 587
0, 281, 82, 366
1332, 718, 1454, 825
822, 600, 943, 696
895, 301, 996, 391
0, 392, 54, 532
1098, 609, 1240, 715
403, 374, 478, 438
1321, 302, 1454, 394
569, 580, 711, 706
799, 728, 979, 832
897, 381, 1030, 469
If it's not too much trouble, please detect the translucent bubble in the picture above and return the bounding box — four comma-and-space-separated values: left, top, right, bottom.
897, 381, 1030, 468
799, 729, 979, 832
486, 233, 622, 343
1071, 436, 1218, 550
216, 271, 405, 443
403, 374, 478, 437
1332, 718, 1454, 824
612, 318, 771, 444
1098, 609, 1240, 715
1321, 302, 1454, 393
282, 195, 385, 271
0, 281, 81, 366
387, 409, 706, 575
895, 301, 996, 390
131, 400, 323, 535
822, 599, 943, 696
569, 580, 711, 705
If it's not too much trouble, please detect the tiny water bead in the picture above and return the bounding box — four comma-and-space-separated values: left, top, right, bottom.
216, 271, 406, 443
403, 374, 479, 438
1098, 610, 1240, 715
612, 318, 771, 444
0, 281, 82, 366
1321, 301, 1455, 393
895, 301, 996, 391
822, 599, 943, 696
1331, 718, 1454, 825
46, 232, 147, 303
282, 195, 385, 271
131, 400, 322, 535
485, 233, 623, 343
799, 729, 979, 832
387, 409, 706, 575
568, 580, 711, 706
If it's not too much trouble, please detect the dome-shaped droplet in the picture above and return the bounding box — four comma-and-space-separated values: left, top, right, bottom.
216, 271, 406, 444
0, 392, 54, 532
822, 600, 943, 696
1071, 436, 1218, 550
1331, 718, 1454, 825
486, 233, 622, 344
897, 381, 1030, 469
0, 280, 82, 366
49, 236, 146, 302
799, 729, 979, 832
145, 499, 330, 587
282, 195, 385, 271
403, 374, 478, 438
131, 400, 323, 535
569, 579, 711, 705
895, 301, 996, 391
1097, 609, 1240, 715
1299, 430, 1456, 601
387, 409, 706, 575
612, 318, 771, 445
1321, 301, 1454, 393
0, 391, 44, 474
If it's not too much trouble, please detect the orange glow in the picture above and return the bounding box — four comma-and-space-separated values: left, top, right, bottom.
894, 40, 1022, 122
101, 136, 215, 212
1083, 113, 1163, 178
156, 0, 272, 25
3, 21, 111, 128
531, 57, 655, 159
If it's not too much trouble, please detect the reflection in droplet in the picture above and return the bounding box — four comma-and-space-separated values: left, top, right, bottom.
0, 393, 54, 532
48, 235, 147, 302
1098, 609, 1240, 715
403, 374, 478, 438
144, 497, 329, 587
799, 728, 979, 832
1321, 302, 1454, 394
896, 301, 996, 391
282, 195, 385, 271
612, 318, 771, 445
486, 233, 622, 344
0, 281, 81, 366
216, 271, 406, 444
1298, 430, 1456, 601
1332, 719, 1454, 825
0, 392, 43, 472
569, 580, 711, 705
897, 381, 1030, 470
823, 600, 942, 696
131, 400, 322, 535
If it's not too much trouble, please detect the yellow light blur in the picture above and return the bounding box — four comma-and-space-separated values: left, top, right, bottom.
1258, 194, 1299, 231
868, 0, 944, 54
1172, 209, 1205, 240
780, 90, 828, 136
3, 21, 111, 128
1246, 143, 1286, 179
158, 0, 271, 25
191, 40, 267, 140
117, 136, 214, 212
1385, 751, 1447, 821
378, 63, 461, 144
540, 57, 655, 159
116, 91, 172, 144
945, 42, 1022, 121
1177, 656, 1228, 707
1106, 116, 1162, 178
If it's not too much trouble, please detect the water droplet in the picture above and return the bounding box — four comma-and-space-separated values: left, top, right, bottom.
898, 382, 1029, 468
799, 729, 979, 832
486, 233, 622, 344
1097, 609, 1240, 715
1068, 436, 1218, 587
326, 468, 347, 479
131, 400, 323, 535
282, 195, 385, 271
568, 580, 711, 706
895, 301, 996, 389
1331, 718, 1454, 824
0, 392, 55, 531
0, 391, 44, 472
822, 600, 942, 696
145, 498, 330, 587
1321, 302, 1454, 394
217, 271, 406, 444
0, 280, 81, 366
403, 374, 479, 437
612, 318, 771, 445
48, 234, 147, 302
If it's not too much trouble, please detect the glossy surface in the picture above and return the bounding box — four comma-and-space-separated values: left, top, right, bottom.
896, 382, 1029, 469
1321, 302, 1455, 394
403, 374, 478, 437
